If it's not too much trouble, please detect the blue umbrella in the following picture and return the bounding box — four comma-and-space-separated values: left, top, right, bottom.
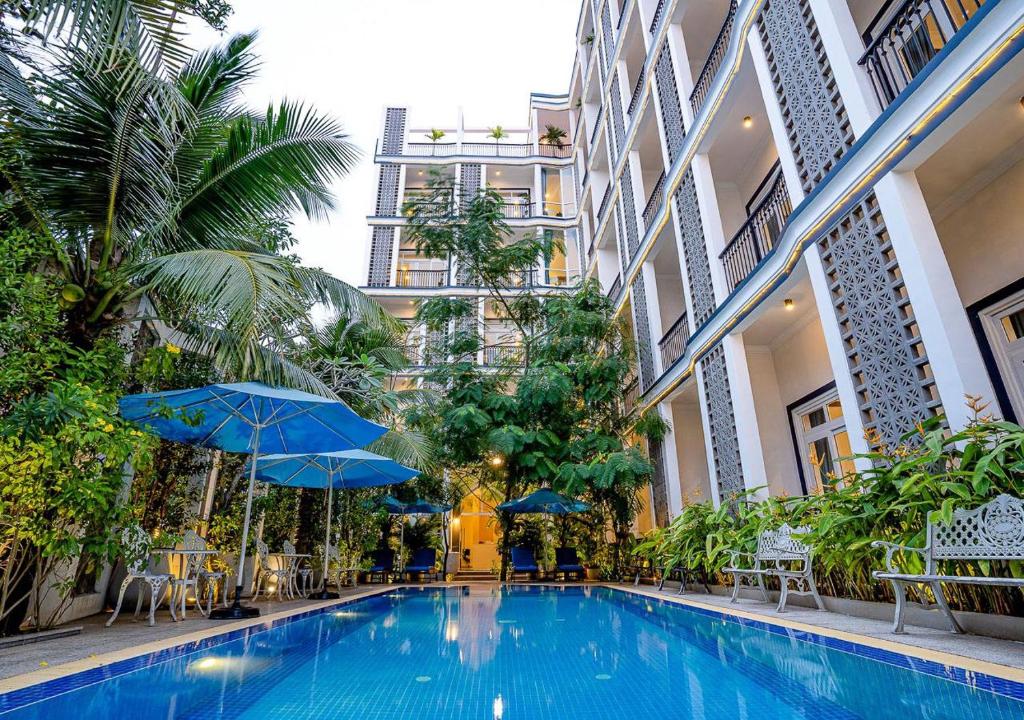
497, 488, 589, 515
251, 450, 418, 597
371, 497, 451, 571
120, 382, 387, 618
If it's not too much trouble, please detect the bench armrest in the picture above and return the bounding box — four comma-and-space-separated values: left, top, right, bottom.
871, 540, 926, 574
726, 550, 755, 569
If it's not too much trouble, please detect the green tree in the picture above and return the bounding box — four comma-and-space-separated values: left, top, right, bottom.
403, 179, 666, 580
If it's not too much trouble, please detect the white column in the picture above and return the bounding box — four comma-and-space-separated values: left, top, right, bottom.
722, 333, 770, 498
641, 260, 667, 376
694, 365, 722, 509
656, 400, 685, 517
689, 153, 732, 305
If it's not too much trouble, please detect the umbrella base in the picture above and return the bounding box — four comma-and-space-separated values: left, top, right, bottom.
210, 603, 260, 620
310, 590, 339, 600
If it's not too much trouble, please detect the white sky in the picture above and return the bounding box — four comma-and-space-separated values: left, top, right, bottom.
188, 0, 581, 288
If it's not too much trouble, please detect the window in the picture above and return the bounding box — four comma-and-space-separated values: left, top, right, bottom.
789, 387, 855, 494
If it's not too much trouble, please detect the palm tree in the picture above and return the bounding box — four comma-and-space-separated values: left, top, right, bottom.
0, 27, 382, 389
541, 124, 568, 148
425, 128, 445, 156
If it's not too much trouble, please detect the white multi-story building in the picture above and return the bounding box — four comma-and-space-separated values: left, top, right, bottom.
364, 0, 1024, 535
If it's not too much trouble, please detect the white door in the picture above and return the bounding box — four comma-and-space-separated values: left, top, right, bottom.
980, 290, 1024, 422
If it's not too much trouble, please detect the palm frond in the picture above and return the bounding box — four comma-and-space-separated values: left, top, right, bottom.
367, 429, 436, 472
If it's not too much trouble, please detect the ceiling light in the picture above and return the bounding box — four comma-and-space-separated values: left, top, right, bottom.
784, 298, 794, 311
417, 170, 424, 176
495, 170, 502, 176
742, 116, 753, 128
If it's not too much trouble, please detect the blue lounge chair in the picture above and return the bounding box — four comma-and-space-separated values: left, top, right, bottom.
554, 547, 585, 581
405, 548, 439, 582
510, 546, 541, 582
366, 549, 395, 583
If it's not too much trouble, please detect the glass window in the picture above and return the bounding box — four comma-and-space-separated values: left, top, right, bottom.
791, 388, 853, 494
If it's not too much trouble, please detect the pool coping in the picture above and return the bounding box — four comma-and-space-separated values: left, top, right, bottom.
0, 585, 400, 712
1, 582, 1022, 712
606, 583, 1024, 701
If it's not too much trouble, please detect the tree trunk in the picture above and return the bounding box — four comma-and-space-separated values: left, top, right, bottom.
295, 489, 317, 555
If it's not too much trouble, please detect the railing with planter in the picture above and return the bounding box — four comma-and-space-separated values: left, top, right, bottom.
689, 0, 737, 117
606, 274, 622, 298
395, 268, 449, 288
858, 0, 983, 109
405, 142, 458, 157
658, 311, 690, 370
641, 172, 666, 231
719, 164, 792, 290
460, 142, 532, 158
649, 0, 666, 35
499, 202, 532, 219
627, 71, 644, 117
538, 143, 572, 158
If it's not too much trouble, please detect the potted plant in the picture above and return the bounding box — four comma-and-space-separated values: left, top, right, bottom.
541, 124, 567, 154
488, 125, 508, 155
425, 128, 445, 156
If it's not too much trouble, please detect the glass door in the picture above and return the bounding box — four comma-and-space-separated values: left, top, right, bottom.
791, 390, 855, 494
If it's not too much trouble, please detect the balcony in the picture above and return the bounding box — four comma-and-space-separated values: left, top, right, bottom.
483, 344, 523, 365
627, 72, 644, 117
537, 143, 572, 158
405, 142, 458, 157
499, 202, 533, 219
689, 0, 737, 117
858, 0, 984, 109
606, 274, 622, 298
641, 172, 666, 231
395, 268, 449, 288
719, 164, 792, 290
462, 142, 532, 158
658, 311, 690, 370
598, 184, 613, 221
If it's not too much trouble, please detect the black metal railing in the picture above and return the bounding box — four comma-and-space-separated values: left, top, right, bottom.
607, 274, 622, 298
395, 268, 449, 288
598, 184, 613, 220
483, 344, 523, 365
538, 143, 573, 158
689, 0, 737, 117
649, 0, 666, 35
641, 172, 666, 231
461, 142, 532, 157
401, 199, 451, 218
719, 165, 792, 290
627, 72, 645, 116
658, 312, 690, 370
590, 106, 604, 146
499, 202, 533, 219
624, 375, 639, 413
404, 142, 458, 157
858, 0, 983, 109
587, 240, 596, 265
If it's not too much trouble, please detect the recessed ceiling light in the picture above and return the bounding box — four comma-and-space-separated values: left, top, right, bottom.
495, 170, 502, 176
784, 298, 794, 311
742, 116, 753, 128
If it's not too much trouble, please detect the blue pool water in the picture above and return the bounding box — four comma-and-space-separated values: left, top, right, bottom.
1, 586, 1021, 719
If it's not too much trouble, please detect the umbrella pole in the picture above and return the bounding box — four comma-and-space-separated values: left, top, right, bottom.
211, 427, 262, 619
311, 480, 339, 599
399, 516, 405, 576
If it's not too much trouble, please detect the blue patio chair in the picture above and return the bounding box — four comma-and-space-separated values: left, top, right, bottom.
366, 549, 395, 583
405, 548, 439, 582
554, 547, 585, 581
510, 546, 541, 582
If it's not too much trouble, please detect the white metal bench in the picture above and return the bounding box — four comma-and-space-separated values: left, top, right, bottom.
872, 494, 1024, 634
723, 523, 825, 612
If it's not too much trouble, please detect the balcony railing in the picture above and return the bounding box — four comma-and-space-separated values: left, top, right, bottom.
483, 344, 523, 366
641, 172, 666, 231
461, 142, 533, 158
719, 165, 792, 290
606, 274, 622, 298
395, 268, 449, 288
598, 184, 613, 221
658, 312, 690, 370
624, 376, 639, 413
627, 72, 644, 117
689, 0, 737, 117
649, 0, 666, 35
858, 0, 983, 109
405, 142, 458, 157
590, 106, 604, 146
499, 202, 533, 219
538, 143, 572, 158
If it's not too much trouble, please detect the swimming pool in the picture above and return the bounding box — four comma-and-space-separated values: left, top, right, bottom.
1, 586, 1021, 719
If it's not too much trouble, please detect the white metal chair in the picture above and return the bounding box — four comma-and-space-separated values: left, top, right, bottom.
283, 540, 312, 598
183, 529, 229, 614
253, 539, 289, 601
107, 525, 176, 627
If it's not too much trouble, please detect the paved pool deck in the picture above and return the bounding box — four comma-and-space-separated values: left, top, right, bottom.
1, 580, 1022, 694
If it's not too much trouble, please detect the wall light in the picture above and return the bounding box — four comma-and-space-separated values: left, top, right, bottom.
742, 116, 753, 128
784, 298, 794, 311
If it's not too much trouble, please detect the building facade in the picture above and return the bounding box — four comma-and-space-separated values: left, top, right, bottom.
364, 0, 1024, 533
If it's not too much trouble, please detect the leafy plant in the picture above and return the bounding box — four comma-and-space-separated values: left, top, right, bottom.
541, 125, 567, 148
